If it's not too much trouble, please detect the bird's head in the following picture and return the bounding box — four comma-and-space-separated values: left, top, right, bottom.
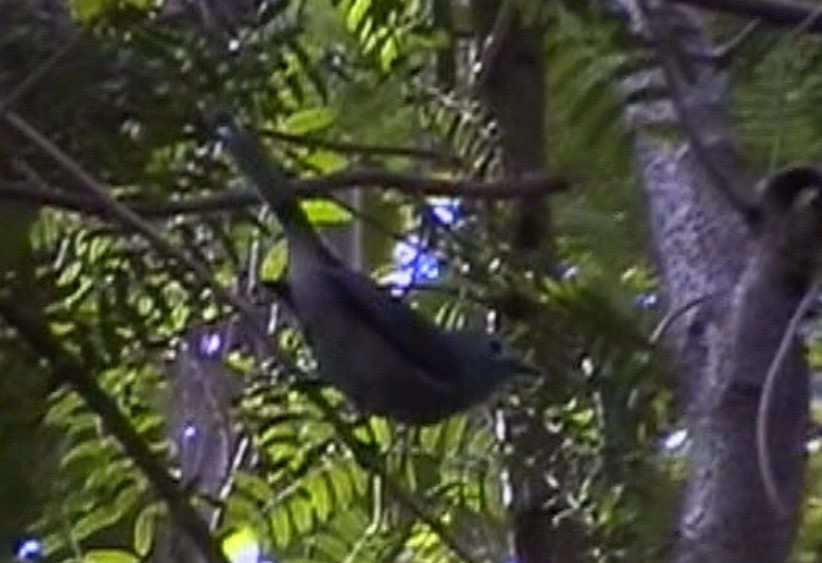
449, 332, 542, 387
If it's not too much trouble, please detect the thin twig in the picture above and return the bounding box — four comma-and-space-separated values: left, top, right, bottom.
685, 20, 761, 63
0, 169, 568, 217
636, 0, 760, 222
1, 110, 264, 562
0, 35, 82, 115
2, 110, 264, 321
757, 277, 820, 517
210, 436, 252, 530
262, 128, 463, 167
650, 293, 713, 344
672, 0, 822, 35
713, 20, 761, 61
474, 0, 515, 91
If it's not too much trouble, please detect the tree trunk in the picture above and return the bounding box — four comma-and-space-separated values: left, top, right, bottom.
470, 3, 583, 563
611, 2, 809, 561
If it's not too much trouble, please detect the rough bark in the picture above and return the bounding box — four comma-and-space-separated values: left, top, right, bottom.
611, 1, 810, 561
153, 322, 245, 563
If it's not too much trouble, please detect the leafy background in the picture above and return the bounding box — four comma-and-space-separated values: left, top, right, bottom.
3, 0, 822, 562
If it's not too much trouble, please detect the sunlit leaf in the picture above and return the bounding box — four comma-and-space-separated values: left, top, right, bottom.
260, 242, 288, 281
133, 503, 162, 557
281, 108, 336, 135
70, 0, 110, 23
303, 150, 348, 173
345, 0, 372, 31
72, 503, 127, 543
270, 503, 293, 547
302, 199, 353, 225
59, 439, 112, 471
82, 549, 139, 563
222, 526, 260, 563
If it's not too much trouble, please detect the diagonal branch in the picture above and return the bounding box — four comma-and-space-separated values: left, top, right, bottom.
0, 25, 499, 563
0, 169, 568, 218
0, 299, 231, 563
0, 35, 81, 115
672, 0, 822, 34
1, 110, 271, 323
637, 0, 760, 222
2, 108, 481, 563
239, 167, 568, 198
262, 128, 464, 167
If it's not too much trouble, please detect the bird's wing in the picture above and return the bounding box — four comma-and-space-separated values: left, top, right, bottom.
317, 264, 460, 383
261, 279, 318, 347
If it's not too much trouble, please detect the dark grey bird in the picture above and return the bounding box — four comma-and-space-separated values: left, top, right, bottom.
217, 119, 538, 425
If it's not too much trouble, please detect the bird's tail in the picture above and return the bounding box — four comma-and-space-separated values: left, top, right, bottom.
217, 119, 320, 242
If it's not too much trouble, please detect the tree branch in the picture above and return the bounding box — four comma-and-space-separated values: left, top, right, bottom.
0, 299, 231, 563
0, 168, 568, 219
637, 0, 761, 222
262, 128, 464, 167
2, 109, 485, 562
672, 0, 822, 34
0, 34, 81, 116
757, 276, 820, 517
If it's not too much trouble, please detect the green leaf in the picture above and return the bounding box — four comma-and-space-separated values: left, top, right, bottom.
59, 439, 112, 471
310, 472, 333, 522
225, 495, 266, 530
72, 506, 120, 542
72, 482, 140, 541
82, 549, 139, 563
70, 0, 110, 22
303, 150, 348, 173
289, 496, 314, 534
379, 37, 400, 71
45, 391, 85, 425
133, 503, 162, 556
270, 503, 293, 547
71, 0, 151, 22
302, 200, 352, 225
346, 0, 372, 32
260, 242, 287, 281
222, 526, 260, 563
235, 472, 275, 503
313, 530, 350, 561
124, 0, 152, 9
281, 108, 336, 135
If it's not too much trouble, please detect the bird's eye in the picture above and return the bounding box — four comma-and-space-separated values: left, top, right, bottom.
487, 338, 503, 355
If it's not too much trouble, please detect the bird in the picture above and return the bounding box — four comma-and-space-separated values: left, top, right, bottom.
216, 117, 539, 425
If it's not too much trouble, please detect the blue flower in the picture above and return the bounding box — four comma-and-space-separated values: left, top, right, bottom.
387, 236, 441, 288
198, 331, 223, 358
15, 538, 42, 561
634, 292, 658, 310
182, 423, 198, 441
429, 198, 460, 225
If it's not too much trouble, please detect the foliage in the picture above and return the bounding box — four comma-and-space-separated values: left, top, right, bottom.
0, 1, 687, 563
